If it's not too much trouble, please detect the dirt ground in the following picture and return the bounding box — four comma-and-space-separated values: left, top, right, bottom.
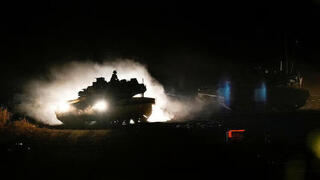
1, 110, 320, 180
1, 97, 320, 180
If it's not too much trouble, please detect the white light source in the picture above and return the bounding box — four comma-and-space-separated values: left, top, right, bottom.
92, 100, 108, 112
56, 102, 70, 113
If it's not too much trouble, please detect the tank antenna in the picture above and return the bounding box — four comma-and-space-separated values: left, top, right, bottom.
290, 62, 294, 73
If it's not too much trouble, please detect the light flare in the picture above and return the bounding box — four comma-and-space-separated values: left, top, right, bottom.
148, 105, 172, 122
307, 130, 320, 159
92, 100, 108, 112
56, 102, 71, 113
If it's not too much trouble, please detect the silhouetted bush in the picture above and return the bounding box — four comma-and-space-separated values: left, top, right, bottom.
0, 107, 11, 127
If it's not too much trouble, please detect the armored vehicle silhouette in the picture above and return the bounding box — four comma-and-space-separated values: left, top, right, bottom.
198, 34, 310, 112
198, 61, 309, 112
56, 71, 155, 128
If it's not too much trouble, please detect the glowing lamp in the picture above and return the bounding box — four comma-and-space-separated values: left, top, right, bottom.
226, 130, 246, 143
228, 129, 245, 138
92, 100, 108, 112
56, 102, 71, 113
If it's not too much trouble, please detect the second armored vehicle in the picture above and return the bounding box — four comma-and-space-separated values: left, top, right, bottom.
198, 61, 310, 112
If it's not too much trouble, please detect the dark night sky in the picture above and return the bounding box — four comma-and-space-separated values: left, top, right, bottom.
1, 0, 320, 102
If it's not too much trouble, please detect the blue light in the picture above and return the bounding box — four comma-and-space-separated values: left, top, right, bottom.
254, 82, 267, 102
217, 81, 231, 107
224, 81, 231, 106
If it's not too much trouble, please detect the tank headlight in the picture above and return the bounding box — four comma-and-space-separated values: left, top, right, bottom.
92, 100, 108, 112
57, 102, 70, 113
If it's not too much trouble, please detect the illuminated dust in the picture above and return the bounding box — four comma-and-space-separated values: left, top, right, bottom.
16, 59, 202, 125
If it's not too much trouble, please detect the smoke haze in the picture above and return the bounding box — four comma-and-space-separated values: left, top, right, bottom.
16, 59, 204, 125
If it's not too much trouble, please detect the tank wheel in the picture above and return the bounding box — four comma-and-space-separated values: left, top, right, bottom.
110, 120, 123, 127
123, 119, 131, 125
135, 115, 148, 124
127, 116, 147, 125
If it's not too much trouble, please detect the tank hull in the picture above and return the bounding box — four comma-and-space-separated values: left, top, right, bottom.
266, 87, 309, 111
231, 86, 309, 112
56, 97, 155, 128
198, 86, 310, 112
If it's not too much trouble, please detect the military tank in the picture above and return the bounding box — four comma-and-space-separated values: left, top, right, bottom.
55, 70, 155, 128
199, 34, 310, 112
198, 61, 310, 112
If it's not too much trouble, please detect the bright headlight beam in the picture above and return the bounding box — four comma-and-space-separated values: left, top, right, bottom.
56, 102, 70, 113
92, 100, 108, 112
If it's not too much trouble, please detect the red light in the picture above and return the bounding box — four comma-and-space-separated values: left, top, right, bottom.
228, 129, 245, 138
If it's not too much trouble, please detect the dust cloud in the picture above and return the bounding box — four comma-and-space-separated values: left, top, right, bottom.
17, 59, 204, 125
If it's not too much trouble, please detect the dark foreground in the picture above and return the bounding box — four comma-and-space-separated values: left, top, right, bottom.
1, 111, 320, 180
